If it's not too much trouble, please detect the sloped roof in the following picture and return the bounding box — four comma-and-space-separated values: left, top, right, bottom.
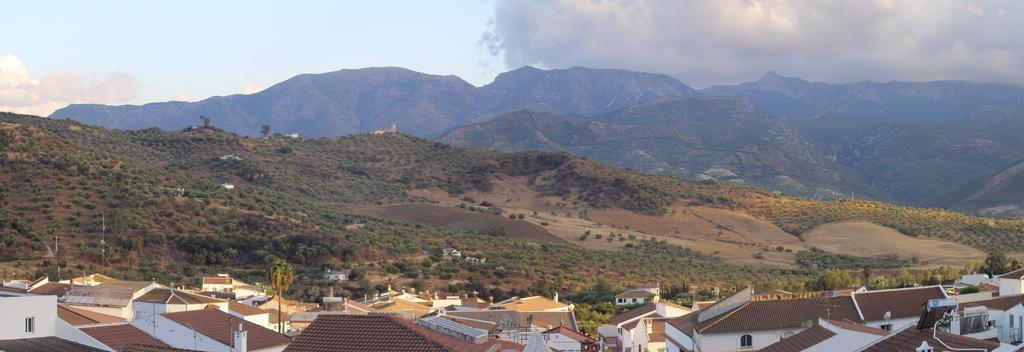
203, 276, 234, 285
162, 308, 291, 350
121, 345, 198, 352
648, 319, 667, 343
58, 304, 125, 326
229, 300, 268, 316
64, 286, 134, 307
700, 296, 860, 334
758, 324, 836, 352
823, 319, 887, 336
960, 293, 1024, 311
668, 296, 860, 335
370, 298, 434, 317
97, 280, 157, 291
81, 323, 170, 351
851, 286, 946, 321
283, 315, 518, 352
0, 337, 107, 352
494, 296, 567, 311
862, 326, 1000, 352
999, 268, 1024, 280
608, 303, 657, 325
29, 282, 72, 296
444, 309, 577, 331
543, 326, 596, 343
616, 290, 657, 299
136, 288, 223, 305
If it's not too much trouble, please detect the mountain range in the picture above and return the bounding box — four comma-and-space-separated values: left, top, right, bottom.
48, 66, 1024, 215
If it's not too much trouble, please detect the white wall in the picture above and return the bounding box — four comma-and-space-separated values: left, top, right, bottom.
664, 323, 693, 352
697, 329, 799, 351
863, 318, 916, 332
544, 332, 583, 352
66, 304, 131, 320
999, 278, 1022, 297
131, 314, 230, 352
0, 295, 57, 340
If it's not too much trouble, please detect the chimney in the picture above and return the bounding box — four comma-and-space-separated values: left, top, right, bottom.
233, 323, 247, 352
553, 291, 559, 303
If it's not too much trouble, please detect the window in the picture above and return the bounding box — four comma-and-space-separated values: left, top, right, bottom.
740, 334, 753, 348
880, 324, 893, 331
25, 317, 35, 333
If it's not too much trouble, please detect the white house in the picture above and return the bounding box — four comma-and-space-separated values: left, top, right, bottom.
664, 286, 951, 352
229, 300, 273, 330
998, 269, 1024, 297
599, 298, 690, 352
542, 326, 599, 352
62, 281, 162, 319
323, 269, 349, 282
132, 288, 229, 323
202, 274, 264, 300
131, 307, 290, 352
615, 290, 657, 306
952, 293, 1024, 344
0, 291, 115, 351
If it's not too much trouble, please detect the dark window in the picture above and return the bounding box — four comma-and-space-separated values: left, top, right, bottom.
881, 324, 893, 331
740, 334, 753, 347
25, 317, 34, 333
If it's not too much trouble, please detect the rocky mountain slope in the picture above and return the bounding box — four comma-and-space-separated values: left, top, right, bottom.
702, 71, 1024, 122
51, 66, 696, 137
440, 97, 874, 199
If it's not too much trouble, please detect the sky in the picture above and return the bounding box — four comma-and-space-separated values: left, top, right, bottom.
3, 0, 1024, 116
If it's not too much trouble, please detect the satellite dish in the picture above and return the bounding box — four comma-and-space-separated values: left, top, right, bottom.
884, 311, 892, 321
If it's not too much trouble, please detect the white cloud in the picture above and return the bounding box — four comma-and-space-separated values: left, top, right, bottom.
241, 84, 262, 95
483, 0, 1024, 87
0, 53, 139, 116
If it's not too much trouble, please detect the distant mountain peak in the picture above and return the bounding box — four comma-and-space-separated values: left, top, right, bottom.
756, 71, 807, 84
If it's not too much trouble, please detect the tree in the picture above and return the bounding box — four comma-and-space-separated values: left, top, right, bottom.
199, 115, 211, 127
984, 252, 1009, 276
260, 124, 271, 138
861, 266, 872, 287
812, 269, 854, 290
267, 260, 294, 333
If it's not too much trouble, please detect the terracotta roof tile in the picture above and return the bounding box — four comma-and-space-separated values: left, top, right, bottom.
543, 326, 596, 343
495, 296, 567, 312
616, 290, 657, 299
852, 286, 946, 321
960, 293, 1024, 311
823, 319, 887, 336
29, 282, 72, 296
229, 300, 268, 316
444, 310, 577, 331
284, 315, 516, 352
203, 276, 233, 285
162, 307, 290, 350
121, 345, 197, 352
608, 303, 657, 325
699, 296, 860, 334
648, 319, 667, 343
758, 324, 836, 352
999, 269, 1024, 280
863, 327, 1000, 352
57, 305, 125, 326
0, 337, 107, 352
81, 323, 170, 351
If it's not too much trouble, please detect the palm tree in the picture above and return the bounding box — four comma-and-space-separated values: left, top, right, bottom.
267, 260, 294, 333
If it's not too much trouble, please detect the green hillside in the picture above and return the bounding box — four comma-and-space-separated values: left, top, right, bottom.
3, 112, 1023, 300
